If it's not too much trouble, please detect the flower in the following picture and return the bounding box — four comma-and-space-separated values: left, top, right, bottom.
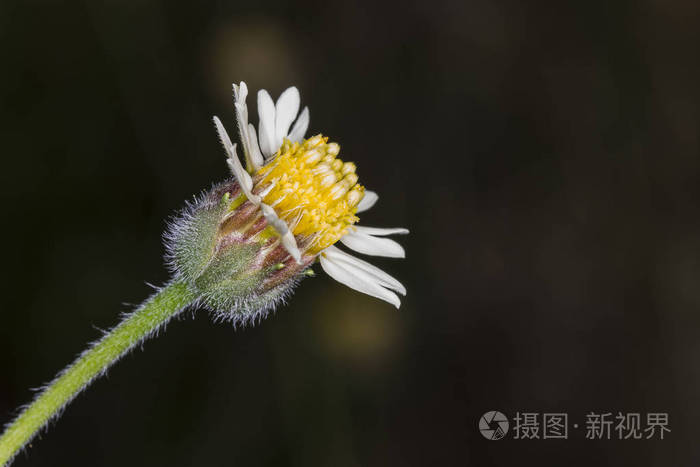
213, 82, 408, 308
0, 83, 409, 464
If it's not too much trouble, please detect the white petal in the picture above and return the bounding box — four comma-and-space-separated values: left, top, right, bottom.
260, 204, 302, 263
356, 190, 378, 213
288, 106, 309, 143
214, 116, 234, 149
257, 90, 277, 157
213, 116, 258, 202
320, 254, 401, 308
247, 123, 265, 167
280, 232, 302, 264
340, 230, 405, 258
225, 150, 256, 201
260, 203, 288, 234
323, 245, 405, 295
231, 82, 261, 171
233, 103, 254, 171
352, 226, 409, 236
274, 87, 300, 148
232, 81, 248, 103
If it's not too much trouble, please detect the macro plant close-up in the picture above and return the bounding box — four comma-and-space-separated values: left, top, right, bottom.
0, 82, 408, 465
2, 0, 700, 466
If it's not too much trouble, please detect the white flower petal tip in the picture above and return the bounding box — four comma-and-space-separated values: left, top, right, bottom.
356, 190, 379, 213
320, 251, 401, 308
288, 106, 309, 143
232, 81, 248, 102
353, 226, 409, 236
274, 87, 301, 148
213, 116, 232, 149
340, 230, 406, 258
282, 234, 303, 264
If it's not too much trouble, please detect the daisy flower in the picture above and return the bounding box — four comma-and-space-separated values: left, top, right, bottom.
211, 81, 408, 308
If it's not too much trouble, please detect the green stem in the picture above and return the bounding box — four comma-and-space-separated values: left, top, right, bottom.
0, 280, 197, 466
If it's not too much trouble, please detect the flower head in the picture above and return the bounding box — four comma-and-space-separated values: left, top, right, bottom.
168, 82, 407, 322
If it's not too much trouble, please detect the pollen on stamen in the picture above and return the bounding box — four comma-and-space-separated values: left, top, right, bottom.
255, 134, 365, 254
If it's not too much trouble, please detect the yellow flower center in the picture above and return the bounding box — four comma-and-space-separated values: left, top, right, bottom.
256, 134, 364, 254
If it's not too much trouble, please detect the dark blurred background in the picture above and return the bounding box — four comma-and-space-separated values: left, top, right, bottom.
1, 0, 699, 465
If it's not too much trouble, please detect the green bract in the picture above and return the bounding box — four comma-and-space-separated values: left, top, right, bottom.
165, 180, 314, 324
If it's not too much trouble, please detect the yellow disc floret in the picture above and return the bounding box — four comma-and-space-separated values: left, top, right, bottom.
256, 134, 365, 254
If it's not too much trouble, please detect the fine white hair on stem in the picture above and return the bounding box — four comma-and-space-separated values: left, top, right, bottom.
0, 282, 197, 465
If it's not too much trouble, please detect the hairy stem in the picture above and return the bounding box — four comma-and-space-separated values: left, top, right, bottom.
0, 280, 197, 466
